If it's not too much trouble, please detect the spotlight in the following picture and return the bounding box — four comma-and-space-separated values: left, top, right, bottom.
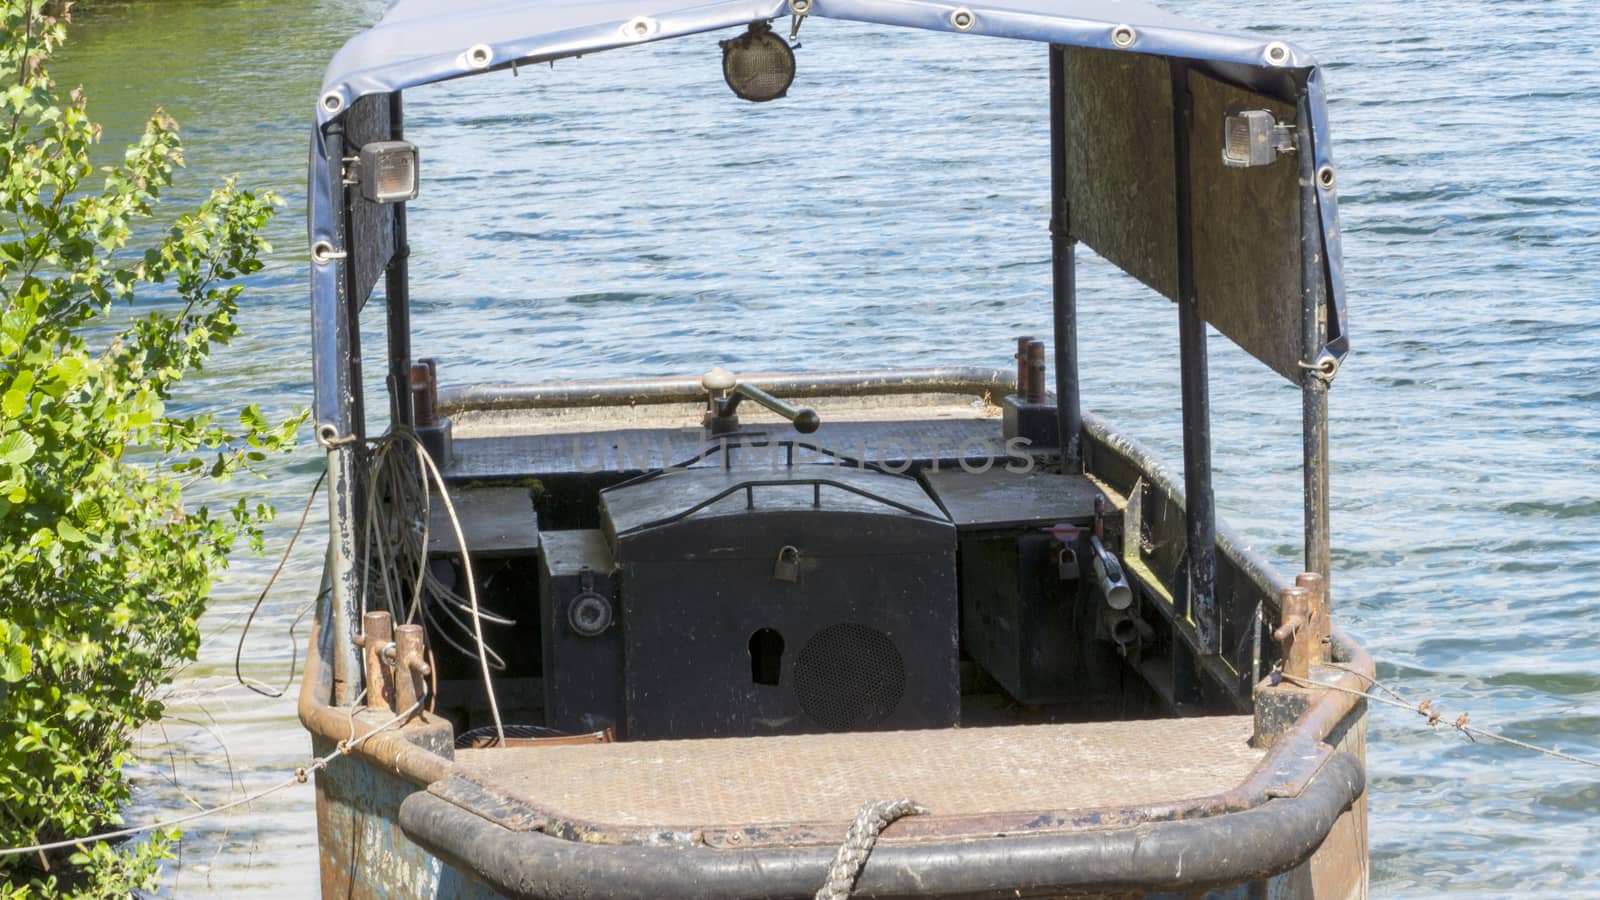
1221, 109, 1293, 168
720, 21, 795, 103
354, 140, 420, 203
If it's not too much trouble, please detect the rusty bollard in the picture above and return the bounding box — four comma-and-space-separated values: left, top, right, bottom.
393, 624, 431, 715
1295, 571, 1331, 665
1026, 340, 1048, 404
1015, 336, 1034, 398
1274, 585, 1313, 680
358, 611, 395, 712
410, 362, 436, 428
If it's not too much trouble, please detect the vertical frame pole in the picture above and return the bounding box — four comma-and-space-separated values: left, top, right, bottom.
321, 121, 365, 704
385, 91, 414, 429
1048, 44, 1083, 472
1297, 98, 1332, 586
1170, 60, 1219, 655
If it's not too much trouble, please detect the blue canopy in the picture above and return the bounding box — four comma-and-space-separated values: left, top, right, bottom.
316, 0, 1316, 108
308, 0, 1348, 436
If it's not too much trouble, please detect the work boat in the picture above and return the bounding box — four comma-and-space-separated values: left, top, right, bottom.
301, 1, 1370, 897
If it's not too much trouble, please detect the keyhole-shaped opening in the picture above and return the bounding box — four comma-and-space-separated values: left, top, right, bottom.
749, 628, 784, 685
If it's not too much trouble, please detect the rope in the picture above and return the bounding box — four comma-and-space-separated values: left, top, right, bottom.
0, 701, 420, 860
814, 799, 928, 900
357, 427, 508, 745
234, 470, 325, 698
409, 436, 506, 747
1282, 668, 1600, 770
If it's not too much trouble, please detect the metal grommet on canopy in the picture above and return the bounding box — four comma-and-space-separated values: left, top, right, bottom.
310, 240, 347, 265
1265, 42, 1291, 65
1317, 164, 1337, 191
1111, 25, 1136, 48
950, 8, 976, 32
1298, 355, 1341, 384
466, 43, 494, 69
789, 0, 811, 14
316, 422, 358, 448
320, 92, 345, 115
622, 16, 658, 40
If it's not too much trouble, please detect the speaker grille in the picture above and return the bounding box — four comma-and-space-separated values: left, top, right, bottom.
793, 624, 906, 730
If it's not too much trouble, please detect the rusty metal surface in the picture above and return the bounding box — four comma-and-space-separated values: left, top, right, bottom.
449, 716, 1263, 846
315, 736, 506, 900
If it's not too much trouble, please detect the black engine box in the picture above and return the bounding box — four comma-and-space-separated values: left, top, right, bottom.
921, 467, 1101, 705
538, 529, 623, 735
599, 465, 958, 740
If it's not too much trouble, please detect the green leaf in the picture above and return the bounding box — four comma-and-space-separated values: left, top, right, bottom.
0, 388, 24, 418
75, 499, 105, 526
0, 432, 35, 465
239, 403, 268, 431
0, 645, 30, 683
56, 519, 85, 544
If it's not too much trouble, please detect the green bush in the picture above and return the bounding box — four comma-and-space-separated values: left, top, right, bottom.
0, 1, 300, 894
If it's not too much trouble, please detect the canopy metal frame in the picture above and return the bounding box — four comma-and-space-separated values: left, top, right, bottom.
307, 2, 1348, 703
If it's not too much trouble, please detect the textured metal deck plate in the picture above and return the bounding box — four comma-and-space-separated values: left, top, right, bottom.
450, 716, 1264, 845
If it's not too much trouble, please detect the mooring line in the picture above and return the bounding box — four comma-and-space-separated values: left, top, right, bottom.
1281, 670, 1600, 770
234, 469, 325, 698
0, 702, 420, 859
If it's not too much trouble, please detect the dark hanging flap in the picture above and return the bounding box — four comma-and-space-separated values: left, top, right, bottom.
1187, 70, 1304, 382
1060, 46, 1178, 301
344, 93, 397, 311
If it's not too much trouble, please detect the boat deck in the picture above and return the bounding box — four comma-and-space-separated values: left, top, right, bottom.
444, 716, 1263, 847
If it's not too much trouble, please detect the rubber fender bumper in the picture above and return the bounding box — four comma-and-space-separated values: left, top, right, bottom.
397, 751, 1364, 899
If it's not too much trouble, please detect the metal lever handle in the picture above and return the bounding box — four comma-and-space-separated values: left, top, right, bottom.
730, 382, 820, 433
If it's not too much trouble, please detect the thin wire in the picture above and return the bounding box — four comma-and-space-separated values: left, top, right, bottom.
0, 702, 421, 859
409, 436, 506, 747
234, 470, 325, 698
1281, 672, 1600, 770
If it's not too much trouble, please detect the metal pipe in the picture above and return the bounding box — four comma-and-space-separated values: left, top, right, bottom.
435, 366, 1014, 415
385, 91, 413, 429
1048, 44, 1083, 471
319, 120, 365, 705
1170, 60, 1219, 655
1089, 535, 1133, 611
1297, 97, 1332, 588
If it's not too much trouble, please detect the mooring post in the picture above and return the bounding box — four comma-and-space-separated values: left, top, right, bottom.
358, 611, 395, 712
1170, 60, 1219, 654
1295, 571, 1331, 667
393, 624, 430, 715
1274, 586, 1314, 680
1048, 44, 1083, 472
